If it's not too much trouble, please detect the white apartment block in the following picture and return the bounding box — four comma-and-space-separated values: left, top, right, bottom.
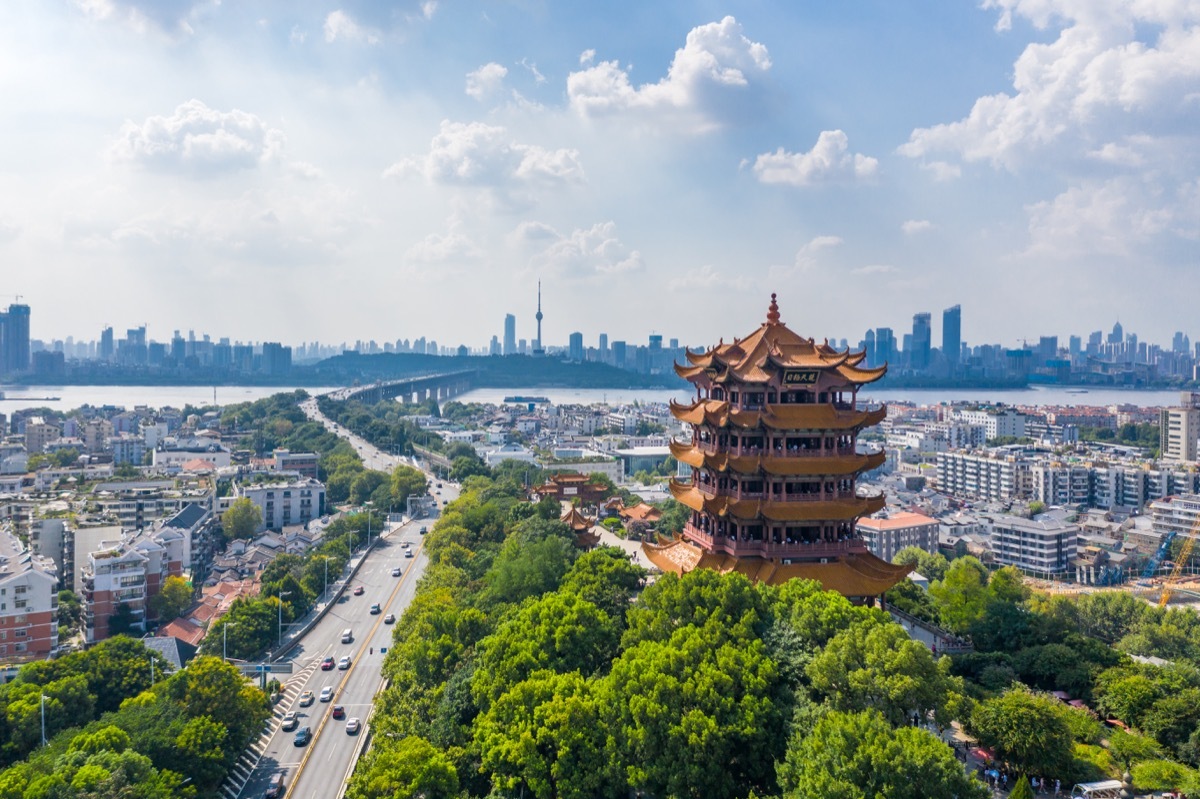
231, 478, 326, 532
926, 422, 987, 450
152, 439, 232, 469
950, 408, 1027, 440
1031, 463, 1093, 507
0, 528, 59, 661
990, 514, 1078, 574
856, 511, 939, 563
1148, 494, 1200, 547
24, 418, 60, 454
1160, 393, 1200, 462
935, 451, 1030, 502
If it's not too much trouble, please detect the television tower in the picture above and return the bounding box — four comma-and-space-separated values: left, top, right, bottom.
533, 280, 545, 355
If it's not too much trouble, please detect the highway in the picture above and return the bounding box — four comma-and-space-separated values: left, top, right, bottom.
231, 395, 461, 799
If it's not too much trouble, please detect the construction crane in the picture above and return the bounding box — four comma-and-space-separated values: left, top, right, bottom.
1158, 520, 1200, 607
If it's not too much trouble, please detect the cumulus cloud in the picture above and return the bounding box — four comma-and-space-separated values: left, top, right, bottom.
900, 1, 1200, 171
385, 120, 584, 196
466, 63, 508, 100
519, 220, 644, 277
922, 161, 961, 181
111, 100, 284, 174
324, 10, 380, 44
901, 219, 933, 235
567, 16, 770, 131
753, 131, 878, 186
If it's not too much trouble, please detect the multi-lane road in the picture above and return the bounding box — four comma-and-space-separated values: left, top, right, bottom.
231, 395, 460, 799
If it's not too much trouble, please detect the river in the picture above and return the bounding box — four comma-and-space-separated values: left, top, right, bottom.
0, 384, 1186, 414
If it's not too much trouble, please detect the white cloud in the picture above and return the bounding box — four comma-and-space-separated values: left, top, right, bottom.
519, 58, 546, 84
852, 263, 897, 275
72, 0, 204, 35
753, 131, 878, 186
567, 16, 771, 132
901, 2, 1200, 170
901, 219, 933, 235
1025, 176, 1192, 257
922, 161, 961, 181
404, 216, 483, 263
420, 1, 438, 21
111, 100, 285, 174
579, 49, 595, 66
466, 63, 508, 100
324, 10, 380, 45
385, 120, 584, 191
669, 264, 752, 292
521, 220, 644, 277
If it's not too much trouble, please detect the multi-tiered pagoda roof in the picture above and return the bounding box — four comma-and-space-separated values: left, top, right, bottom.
643, 294, 910, 598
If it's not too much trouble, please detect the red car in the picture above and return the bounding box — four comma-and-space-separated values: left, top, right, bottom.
352, 586, 364, 596
320, 656, 335, 671
332, 705, 345, 719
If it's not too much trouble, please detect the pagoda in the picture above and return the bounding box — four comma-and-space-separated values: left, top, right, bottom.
642, 294, 910, 599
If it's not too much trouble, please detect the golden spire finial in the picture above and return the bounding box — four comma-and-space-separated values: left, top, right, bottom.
767, 293, 780, 324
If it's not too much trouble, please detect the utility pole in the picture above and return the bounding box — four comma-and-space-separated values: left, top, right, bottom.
40, 694, 47, 747
277, 591, 292, 648
223, 621, 238, 662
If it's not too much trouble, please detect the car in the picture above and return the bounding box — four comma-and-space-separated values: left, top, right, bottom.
384, 613, 396, 624
369, 603, 381, 615
391, 566, 402, 577
353, 586, 364, 596
320, 656, 335, 671
337, 656, 351, 670
331, 705, 345, 719
293, 726, 312, 746
345, 718, 361, 734
419, 526, 427, 535
404, 549, 413, 559
319, 686, 333, 703
402, 540, 411, 549
265, 773, 286, 798
281, 711, 299, 732
298, 690, 315, 707
435, 490, 441, 495
436, 482, 443, 488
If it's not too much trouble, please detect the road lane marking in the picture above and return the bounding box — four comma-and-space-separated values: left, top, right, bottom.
281, 535, 426, 799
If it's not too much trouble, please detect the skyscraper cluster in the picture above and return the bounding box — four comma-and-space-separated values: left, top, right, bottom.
0, 303, 31, 379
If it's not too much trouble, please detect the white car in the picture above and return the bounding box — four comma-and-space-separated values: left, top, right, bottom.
345, 718, 361, 734
319, 686, 333, 703
337, 656, 351, 670
391, 567, 402, 577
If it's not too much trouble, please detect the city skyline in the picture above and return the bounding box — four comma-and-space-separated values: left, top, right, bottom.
1, 2, 1198, 346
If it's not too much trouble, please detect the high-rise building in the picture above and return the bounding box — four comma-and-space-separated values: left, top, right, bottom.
99, 326, 114, 362
0, 303, 31, 378
598, 333, 608, 361
942, 305, 961, 369
910, 312, 931, 371
611, 340, 627, 369
503, 314, 516, 356
644, 294, 907, 598
568, 332, 584, 362
874, 327, 895, 367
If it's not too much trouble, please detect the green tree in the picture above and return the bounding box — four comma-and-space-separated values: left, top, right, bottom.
929, 556, 989, 634
221, 497, 262, 539
346, 736, 458, 799
600, 624, 785, 799
892, 546, 950, 582
1094, 671, 1161, 727
623, 568, 771, 650
449, 455, 489, 483
474, 670, 611, 799
558, 546, 646, 623
174, 716, 229, 790
471, 592, 619, 710
969, 690, 1075, 777
1131, 759, 1200, 795
1009, 775, 1035, 799
390, 464, 428, 507
149, 575, 193, 622
806, 619, 959, 726
1107, 729, 1162, 774
778, 710, 988, 799
107, 603, 140, 637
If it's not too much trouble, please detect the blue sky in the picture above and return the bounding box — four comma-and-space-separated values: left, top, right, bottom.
1, 1, 1197, 353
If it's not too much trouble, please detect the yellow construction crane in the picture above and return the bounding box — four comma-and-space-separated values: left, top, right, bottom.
1159, 522, 1199, 607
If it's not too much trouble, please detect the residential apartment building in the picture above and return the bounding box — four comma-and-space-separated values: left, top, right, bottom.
1031, 463, 1093, 507
949, 407, 1027, 440
80, 527, 184, 643
23, 418, 60, 454
273, 450, 319, 480
152, 439, 231, 469
1160, 393, 1200, 462
231, 478, 326, 532
856, 511, 939, 563
0, 528, 59, 661
935, 451, 1030, 502
990, 514, 1078, 574
1148, 494, 1200, 547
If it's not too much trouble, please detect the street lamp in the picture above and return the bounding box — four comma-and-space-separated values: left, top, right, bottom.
150, 655, 156, 686
278, 591, 292, 648
40, 694, 48, 747
223, 621, 238, 662
364, 501, 374, 548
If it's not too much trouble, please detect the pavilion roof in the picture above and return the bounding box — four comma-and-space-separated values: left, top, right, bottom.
669, 399, 886, 431
670, 441, 886, 476
668, 480, 885, 522
675, 294, 886, 385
